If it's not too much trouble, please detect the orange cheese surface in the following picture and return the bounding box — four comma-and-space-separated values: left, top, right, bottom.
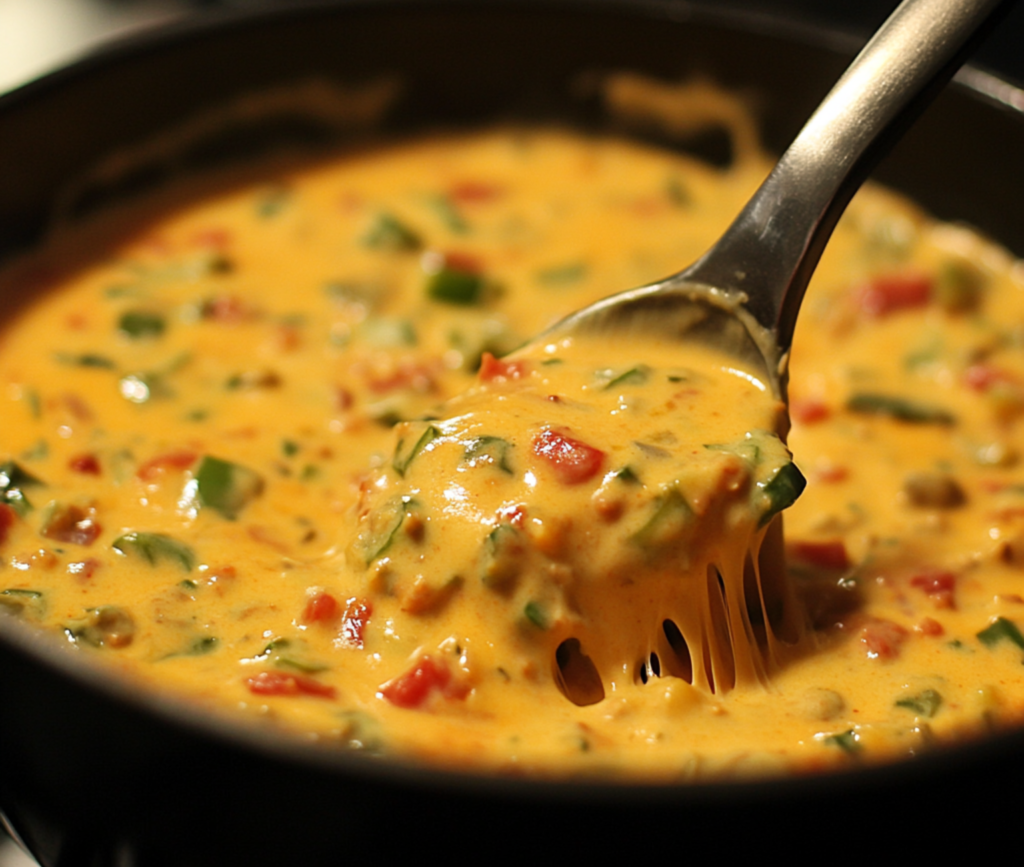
2, 127, 1024, 780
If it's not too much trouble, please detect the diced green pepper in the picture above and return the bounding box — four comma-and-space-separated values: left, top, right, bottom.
0, 461, 43, 517
523, 600, 549, 630
361, 212, 423, 252
118, 310, 166, 339
977, 617, 1024, 651
481, 524, 524, 590
600, 365, 650, 390
847, 393, 956, 425
895, 688, 943, 718
65, 606, 136, 648
354, 496, 419, 565
112, 532, 195, 572
54, 352, 116, 369
194, 456, 264, 519
631, 487, 691, 548
426, 267, 484, 305
0, 589, 45, 618
759, 462, 807, 527
463, 436, 514, 474
535, 262, 587, 287
426, 194, 468, 234
823, 730, 860, 755
393, 425, 439, 477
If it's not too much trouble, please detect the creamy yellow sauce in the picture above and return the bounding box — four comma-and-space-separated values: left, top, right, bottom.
2, 126, 1024, 780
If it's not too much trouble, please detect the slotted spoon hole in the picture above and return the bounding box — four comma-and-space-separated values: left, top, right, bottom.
553, 638, 604, 707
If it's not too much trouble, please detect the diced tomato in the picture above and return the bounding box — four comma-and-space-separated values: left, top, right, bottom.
339, 597, 373, 648
532, 429, 604, 485
790, 398, 831, 424
202, 295, 253, 323
478, 352, 528, 383
136, 451, 197, 481
813, 464, 849, 484
40, 505, 101, 546
964, 363, 1018, 392
910, 570, 957, 609
67, 558, 101, 581
440, 251, 483, 274
61, 393, 93, 422
860, 618, 908, 660
448, 181, 503, 203
69, 453, 101, 475
190, 228, 232, 250
245, 670, 336, 699
916, 617, 945, 636
365, 360, 438, 395
302, 591, 340, 624
379, 655, 451, 709
856, 274, 932, 317
787, 539, 851, 571
0, 504, 15, 546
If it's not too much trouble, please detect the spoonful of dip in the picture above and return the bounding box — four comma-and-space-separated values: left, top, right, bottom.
350, 0, 1011, 706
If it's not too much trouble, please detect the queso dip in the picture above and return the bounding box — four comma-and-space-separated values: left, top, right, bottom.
2, 126, 1024, 780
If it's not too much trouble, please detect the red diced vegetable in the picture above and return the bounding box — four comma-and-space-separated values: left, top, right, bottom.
448, 181, 503, 203
137, 451, 198, 481
67, 558, 101, 581
532, 429, 604, 485
479, 352, 527, 382
860, 618, 908, 660
339, 597, 373, 648
302, 592, 339, 624
787, 539, 851, 571
69, 453, 101, 475
857, 274, 931, 316
0, 503, 14, 546
40, 504, 101, 546
910, 570, 957, 608
379, 655, 451, 708
790, 398, 831, 424
245, 670, 336, 699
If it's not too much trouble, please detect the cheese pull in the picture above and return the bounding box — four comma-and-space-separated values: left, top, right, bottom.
349, 334, 808, 701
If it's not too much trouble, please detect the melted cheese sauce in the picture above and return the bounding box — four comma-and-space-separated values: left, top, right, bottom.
2, 127, 1024, 780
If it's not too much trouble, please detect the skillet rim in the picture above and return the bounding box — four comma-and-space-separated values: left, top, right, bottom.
1, 0, 1023, 816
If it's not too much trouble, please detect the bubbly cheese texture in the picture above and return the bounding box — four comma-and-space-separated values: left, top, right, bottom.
2, 127, 1024, 780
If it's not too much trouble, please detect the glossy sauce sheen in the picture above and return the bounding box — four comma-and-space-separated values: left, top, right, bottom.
2, 128, 1024, 779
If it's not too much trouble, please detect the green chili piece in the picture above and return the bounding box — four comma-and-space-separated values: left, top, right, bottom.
463, 436, 514, 474
112, 532, 195, 572
977, 617, 1024, 651
535, 262, 587, 287
823, 730, 860, 755
361, 212, 422, 251
601, 365, 650, 390
895, 689, 943, 718
481, 524, 524, 590
54, 352, 116, 369
194, 456, 264, 519
523, 601, 549, 630
759, 462, 807, 527
847, 393, 956, 425
0, 461, 43, 517
426, 267, 484, 305
632, 487, 691, 548
118, 310, 166, 339
393, 425, 439, 477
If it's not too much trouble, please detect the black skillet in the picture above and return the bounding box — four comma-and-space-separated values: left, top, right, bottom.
1, 2, 1023, 863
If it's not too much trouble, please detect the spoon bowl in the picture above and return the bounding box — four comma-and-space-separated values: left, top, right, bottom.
535, 0, 1014, 400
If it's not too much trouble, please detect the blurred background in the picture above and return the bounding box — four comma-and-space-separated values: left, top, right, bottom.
1, 0, 1022, 94
0, 0, 1021, 864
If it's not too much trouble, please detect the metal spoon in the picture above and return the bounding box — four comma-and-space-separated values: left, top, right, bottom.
537, 0, 1012, 400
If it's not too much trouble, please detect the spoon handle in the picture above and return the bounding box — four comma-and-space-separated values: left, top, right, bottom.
678, 0, 1013, 357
